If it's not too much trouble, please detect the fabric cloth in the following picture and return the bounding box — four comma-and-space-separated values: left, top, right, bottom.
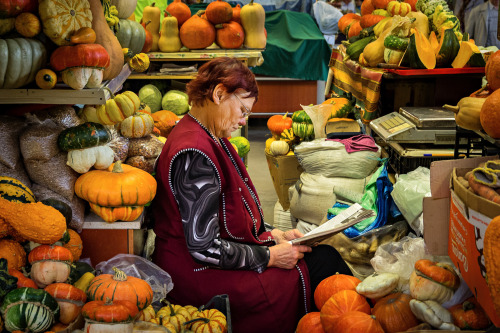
465, 1, 500, 47
251, 10, 332, 81
326, 134, 379, 153
170, 150, 270, 272
152, 114, 311, 333
329, 46, 385, 123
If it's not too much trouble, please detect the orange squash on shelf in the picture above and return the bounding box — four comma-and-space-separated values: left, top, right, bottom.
180, 11, 216, 50
166, 0, 191, 27
215, 21, 244, 49
480, 88, 500, 138
206, 0, 233, 24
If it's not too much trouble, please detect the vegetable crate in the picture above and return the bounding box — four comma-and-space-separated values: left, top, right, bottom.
384, 142, 456, 175
454, 127, 500, 158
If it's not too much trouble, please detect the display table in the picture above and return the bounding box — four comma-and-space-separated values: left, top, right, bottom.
328, 47, 485, 123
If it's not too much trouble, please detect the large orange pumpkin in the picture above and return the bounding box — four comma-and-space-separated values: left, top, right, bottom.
205, 0, 233, 24
86, 267, 153, 311
486, 50, 500, 91
296, 312, 325, 333
166, 0, 191, 27
320, 290, 371, 331
314, 274, 361, 310
180, 11, 216, 50
480, 85, 500, 139
371, 292, 420, 333
328, 311, 385, 333
215, 21, 244, 49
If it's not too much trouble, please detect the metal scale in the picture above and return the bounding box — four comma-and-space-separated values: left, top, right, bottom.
369, 107, 461, 172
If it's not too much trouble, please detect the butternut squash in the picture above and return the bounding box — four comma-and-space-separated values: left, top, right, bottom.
142, 2, 161, 52
363, 28, 392, 67
158, 11, 182, 52
443, 97, 485, 131
240, 0, 266, 49
88, 0, 124, 80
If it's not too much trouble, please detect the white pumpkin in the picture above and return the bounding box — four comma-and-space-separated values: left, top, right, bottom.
409, 299, 460, 330
67, 145, 114, 173
355, 272, 399, 299
110, 0, 138, 19
61, 67, 104, 90
269, 140, 289, 156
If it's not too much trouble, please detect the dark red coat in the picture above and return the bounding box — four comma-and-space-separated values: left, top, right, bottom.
152, 115, 311, 333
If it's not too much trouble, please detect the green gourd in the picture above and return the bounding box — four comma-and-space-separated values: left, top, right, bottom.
158, 11, 182, 52
57, 122, 110, 152
291, 110, 314, 141
115, 19, 146, 55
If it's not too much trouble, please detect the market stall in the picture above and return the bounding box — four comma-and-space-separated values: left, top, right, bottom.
1, 0, 500, 331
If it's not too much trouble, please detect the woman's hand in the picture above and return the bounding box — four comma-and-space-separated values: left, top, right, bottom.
267, 243, 312, 269
271, 229, 304, 245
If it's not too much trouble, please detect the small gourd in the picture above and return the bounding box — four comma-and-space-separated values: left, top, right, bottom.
443, 97, 485, 131
355, 272, 399, 299
409, 259, 460, 304
142, 2, 161, 52
120, 112, 155, 138
35, 69, 57, 90
158, 11, 182, 53
409, 299, 460, 330
269, 140, 289, 156
129, 53, 150, 73
66, 145, 115, 174
70, 27, 97, 44
28, 245, 74, 288
240, 0, 266, 49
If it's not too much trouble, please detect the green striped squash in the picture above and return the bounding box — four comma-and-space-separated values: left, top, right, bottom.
0, 176, 35, 203
435, 28, 460, 67
57, 122, 110, 152
291, 110, 315, 141
1, 287, 60, 333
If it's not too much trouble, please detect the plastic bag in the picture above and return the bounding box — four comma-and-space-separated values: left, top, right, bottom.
391, 166, 431, 235
311, 1, 343, 35
370, 236, 432, 293
301, 103, 333, 140
95, 254, 174, 306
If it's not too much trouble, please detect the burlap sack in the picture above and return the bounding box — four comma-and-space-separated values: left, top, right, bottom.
0, 115, 27, 169
128, 135, 164, 158
0, 158, 31, 187
25, 152, 79, 201
30, 105, 83, 129
31, 183, 86, 232
20, 119, 61, 162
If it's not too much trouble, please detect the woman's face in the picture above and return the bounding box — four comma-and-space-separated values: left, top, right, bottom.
215, 90, 255, 138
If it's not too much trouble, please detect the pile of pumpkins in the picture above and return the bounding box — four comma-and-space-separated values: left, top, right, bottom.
0, 0, 149, 90
265, 97, 355, 156
296, 259, 492, 332
442, 50, 500, 140
338, 0, 487, 69
139, 0, 266, 52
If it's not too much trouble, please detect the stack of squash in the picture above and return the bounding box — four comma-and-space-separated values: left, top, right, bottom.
140, 0, 267, 52
296, 260, 492, 333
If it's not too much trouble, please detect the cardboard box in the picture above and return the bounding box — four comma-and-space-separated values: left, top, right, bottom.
423, 156, 498, 255
265, 153, 303, 211
449, 167, 500, 326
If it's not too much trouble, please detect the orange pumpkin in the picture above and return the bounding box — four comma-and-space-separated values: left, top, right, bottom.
404, 0, 418, 11
89, 203, 144, 223
74, 161, 157, 207
231, 4, 241, 24
371, 292, 420, 333
49, 44, 110, 71
320, 290, 371, 331
180, 11, 216, 50
372, 0, 392, 9
86, 266, 153, 311
14, 12, 41, 37
63, 229, 83, 261
141, 21, 153, 53
449, 297, 491, 330
347, 20, 363, 39
314, 274, 361, 310
360, 14, 386, 29
329, 311, 385, 333
267, 113, 292, 138
296, 312, 325, 333
45, 283, 87, 324
152, 110, 180, 138
8, 268, 37, 289
361, 0, 376, 15
190, 309, 227, 333
205, 0, 233, 24
166, 0, 191, 27
338, 13, 361, 36
82, 299, 139, 322
0, 239, 26, 270
480, 83, 500, 138
215, 21, 244, 49
28, 245, 73, 288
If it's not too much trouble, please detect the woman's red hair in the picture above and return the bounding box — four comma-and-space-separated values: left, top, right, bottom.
186, 57, 259, 107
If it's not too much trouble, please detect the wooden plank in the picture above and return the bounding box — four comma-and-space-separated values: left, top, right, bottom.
80, 229, 130, 265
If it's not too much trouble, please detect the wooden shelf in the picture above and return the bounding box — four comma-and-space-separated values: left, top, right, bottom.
0, 64, 132, 105
147, 49, 263, 61
127, 74, 196, 80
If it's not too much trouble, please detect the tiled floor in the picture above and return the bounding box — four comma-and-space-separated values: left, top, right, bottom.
246, 118, 278, 225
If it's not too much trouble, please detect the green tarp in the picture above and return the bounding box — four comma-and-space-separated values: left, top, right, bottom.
251, 10, 331, 81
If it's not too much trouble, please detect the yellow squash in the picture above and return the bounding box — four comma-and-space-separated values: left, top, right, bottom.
363, 28, 392, 67
158, 11, 182, 52
142, 2, 161, 52
240, 0, 266, 49
443, 97, 485, 131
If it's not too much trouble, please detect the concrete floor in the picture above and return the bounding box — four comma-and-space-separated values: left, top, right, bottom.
246, 118, 279, 225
